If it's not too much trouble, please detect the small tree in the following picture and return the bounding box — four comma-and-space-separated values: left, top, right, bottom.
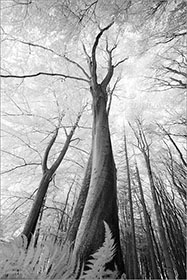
22, 108, 85, 244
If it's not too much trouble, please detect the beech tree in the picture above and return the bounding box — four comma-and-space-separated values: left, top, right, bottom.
65, 22, 126, 275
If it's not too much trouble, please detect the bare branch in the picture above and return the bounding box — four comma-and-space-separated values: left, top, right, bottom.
64, 158, 84, 169
164, 66, 187, 78
64, 55, 90, 80
2, 33, 91, 80
114, 57, 129, 68
7, 188, 38, 217
69, 145, 89, 155
0, 72, 89, 83
78, 0, 98, 22
101, 40, 114, 90
82, 42, 91, 62
106, 76, 120, 115
42, 128, 59, 173
1, 129, 42, 160
49, 104, 87, 174
1, 150, 27, 164
82, 42, 92, 76
1, 162, 40, 175
169, 77, 187, 88
91, 21, 114, 85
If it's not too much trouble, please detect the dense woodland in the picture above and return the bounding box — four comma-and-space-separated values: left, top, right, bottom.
0, 0, 186, 279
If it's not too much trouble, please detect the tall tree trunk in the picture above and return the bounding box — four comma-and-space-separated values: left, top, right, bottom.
123, 132, 140, 279
74, 87, 124, 273
22, 112, 82, 244
135, 160, 160, 279
71, 23, 125, 275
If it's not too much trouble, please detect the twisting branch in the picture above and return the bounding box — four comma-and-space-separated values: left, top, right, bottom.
91, 21, 114, 85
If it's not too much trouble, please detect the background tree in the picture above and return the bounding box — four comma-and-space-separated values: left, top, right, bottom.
131, 120, 175, 279
123, 131, 140, 279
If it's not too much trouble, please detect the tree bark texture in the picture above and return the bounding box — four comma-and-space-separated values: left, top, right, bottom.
73, 85, 124, 274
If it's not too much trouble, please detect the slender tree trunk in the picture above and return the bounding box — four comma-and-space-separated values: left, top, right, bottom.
151, 221, 166, 279
34, 194, 46, 247
22, 171, 52, 243
135, 161, 160, 279
126, 232, 134, 279
123, 132, 140, 279
56, 176, 76, 241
